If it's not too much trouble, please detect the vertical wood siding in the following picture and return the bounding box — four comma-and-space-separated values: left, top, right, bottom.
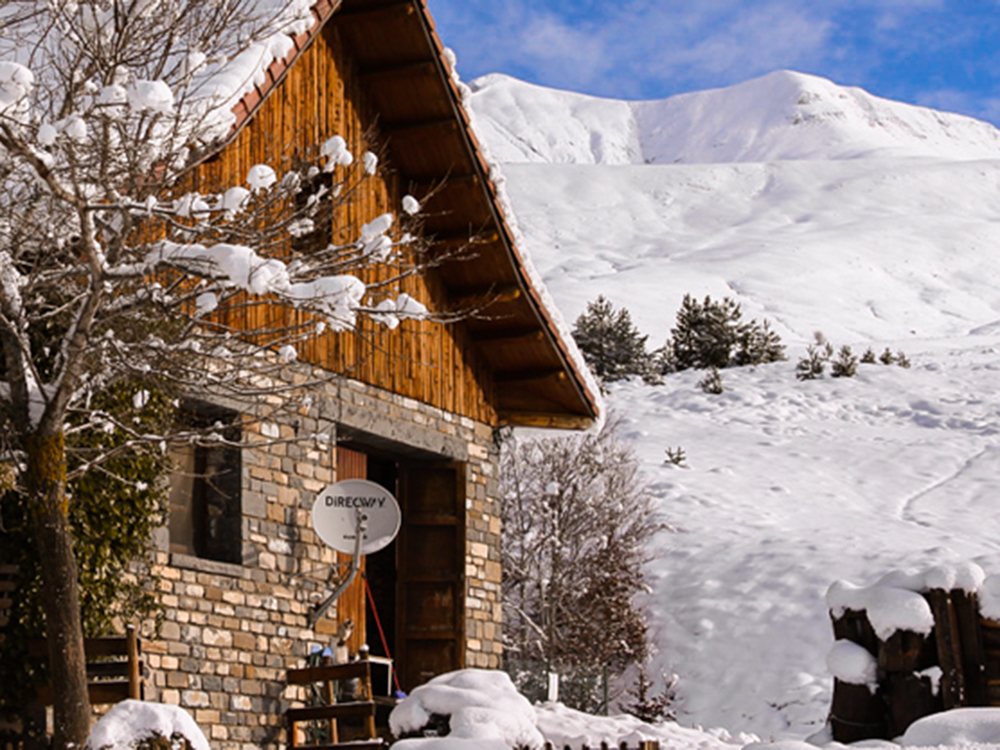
191, 26, 497, 426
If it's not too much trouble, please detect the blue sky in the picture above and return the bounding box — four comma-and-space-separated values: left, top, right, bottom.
425, 0, 1000, 126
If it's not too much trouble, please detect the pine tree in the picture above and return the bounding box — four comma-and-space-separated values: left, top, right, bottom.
668, 294, 784, 371
623, 666, 677, 723
831, 346, 859, 378
572, 296, 657, 386
796, 344, 830, 380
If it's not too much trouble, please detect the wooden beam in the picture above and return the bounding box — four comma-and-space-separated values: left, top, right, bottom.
498, 412, 595, 430
494, 368, 566, 384
471, 328, 544, 344
430, 229, 499, 247
410, 173, 479, 195
450, 284, 521, 308
359, 60, 437, 83
334, 0, 415, 20
382, 117, 457, 137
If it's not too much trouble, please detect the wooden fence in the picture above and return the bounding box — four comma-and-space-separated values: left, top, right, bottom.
830, 587, 1000, 742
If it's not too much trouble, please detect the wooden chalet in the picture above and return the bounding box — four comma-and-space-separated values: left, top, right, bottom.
144, 1, 599, 749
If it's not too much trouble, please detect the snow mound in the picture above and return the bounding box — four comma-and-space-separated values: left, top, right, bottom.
469, 71, 1000, 165
827, 562, 987, 640
85, 700, 209, 750
535, 702, 756, 750
389, 669, 543, 749
899, 708, 1000, 746
826, 640, 877, 688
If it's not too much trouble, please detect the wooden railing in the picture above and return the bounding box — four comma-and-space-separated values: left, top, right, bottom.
29, 624, 143, 706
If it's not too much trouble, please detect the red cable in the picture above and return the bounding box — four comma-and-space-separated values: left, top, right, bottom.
364, 575, 402, 694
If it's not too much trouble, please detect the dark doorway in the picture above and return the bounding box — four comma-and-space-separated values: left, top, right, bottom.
334, 443, 466, 693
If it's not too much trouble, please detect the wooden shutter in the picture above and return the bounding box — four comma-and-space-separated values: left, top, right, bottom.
396, 463, 466, 691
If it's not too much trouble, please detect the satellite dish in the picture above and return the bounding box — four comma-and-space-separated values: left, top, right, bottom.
311, 479, 401, 555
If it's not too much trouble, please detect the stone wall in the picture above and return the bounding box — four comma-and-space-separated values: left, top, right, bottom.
141, 374, 503, 750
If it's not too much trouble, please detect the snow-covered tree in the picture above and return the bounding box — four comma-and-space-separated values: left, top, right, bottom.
499, 420, 657, 709
0, 3, 434, 746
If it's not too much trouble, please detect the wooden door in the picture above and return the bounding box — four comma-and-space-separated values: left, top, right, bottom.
396, 463, 466, 691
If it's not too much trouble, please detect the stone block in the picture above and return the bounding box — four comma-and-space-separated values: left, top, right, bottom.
181, 690, 210, 708
166, 672, 189, 689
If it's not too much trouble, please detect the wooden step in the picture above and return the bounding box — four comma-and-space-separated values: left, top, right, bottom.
0, 565, 19, 576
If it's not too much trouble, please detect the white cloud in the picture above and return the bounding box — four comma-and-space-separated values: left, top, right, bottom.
514, 14, 609, 89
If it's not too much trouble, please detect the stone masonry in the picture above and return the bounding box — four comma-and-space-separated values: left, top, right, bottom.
141, 374, 502, 750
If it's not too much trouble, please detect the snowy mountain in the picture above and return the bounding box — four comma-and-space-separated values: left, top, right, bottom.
467, 71, 1000, 738
470, 70, 1000, 165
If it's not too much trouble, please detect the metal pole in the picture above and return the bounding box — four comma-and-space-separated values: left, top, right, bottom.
308, 511, 367, 626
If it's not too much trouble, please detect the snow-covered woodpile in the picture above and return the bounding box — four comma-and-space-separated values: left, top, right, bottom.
826, 563, 1000, 741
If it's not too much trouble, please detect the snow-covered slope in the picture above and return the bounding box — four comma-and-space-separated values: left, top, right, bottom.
468, 71, 1000, 739
470, 70, 1000, 164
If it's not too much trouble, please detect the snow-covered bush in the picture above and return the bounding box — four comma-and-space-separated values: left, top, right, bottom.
499, 420, 657, 712
698, 366, 724, 394
389, 669, 543, 749
666, 294, 784, 372
85, 701, 209, 750
571, 296, 659, 387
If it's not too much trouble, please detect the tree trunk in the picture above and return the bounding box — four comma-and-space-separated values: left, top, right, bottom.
26, 432, 92, 750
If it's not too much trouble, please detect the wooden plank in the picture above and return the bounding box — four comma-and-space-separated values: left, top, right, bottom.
830, 678, 887, 742
30, 636, 132, 658
928, 589, 966, 708
0, 564, 19, 575
34, 681, 131, 707
954, 590, 987, 705
85, 662, 131, 679
287, 662, 372, 685
127, 625, 142, 700
286, 702, 376, 723
0, 597, 12, 609
884, 671, 941, 738
879, 629, 930, 673
0, 581, 15, 592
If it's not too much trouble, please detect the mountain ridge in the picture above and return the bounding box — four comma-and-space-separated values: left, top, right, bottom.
469, 70, 1000, 165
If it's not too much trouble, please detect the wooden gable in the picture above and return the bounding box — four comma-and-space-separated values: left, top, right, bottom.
197, 0, 599, 429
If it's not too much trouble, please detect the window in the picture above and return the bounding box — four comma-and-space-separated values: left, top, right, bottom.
168, 403, 242, 564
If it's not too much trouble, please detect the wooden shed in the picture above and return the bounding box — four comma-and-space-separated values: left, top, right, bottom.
146, 1, 599, 748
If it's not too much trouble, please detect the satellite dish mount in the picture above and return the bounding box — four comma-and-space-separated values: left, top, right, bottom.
307, 479, 401, 627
